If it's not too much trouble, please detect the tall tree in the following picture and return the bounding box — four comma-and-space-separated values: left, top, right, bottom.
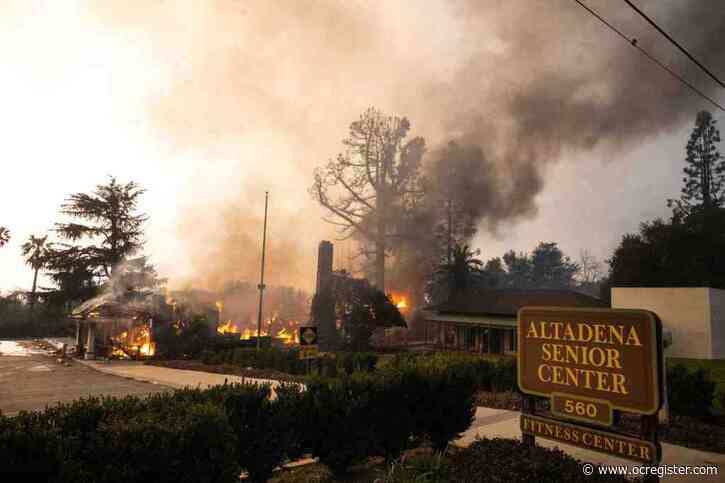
668, 110, 725, 216
530, 242, 579, 289
428, 142, 485, 263
21, 235, 50, 307
0, 226, 9, 247
426, 244, 484, 303
502, 250, 532, 288
310, 107, 425, 290
54, 177, 148, 279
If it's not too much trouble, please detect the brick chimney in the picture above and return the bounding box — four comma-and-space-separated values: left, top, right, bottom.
314, 241, 338, 351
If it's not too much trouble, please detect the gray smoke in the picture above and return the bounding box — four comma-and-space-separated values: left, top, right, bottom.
83, 0, 725, 290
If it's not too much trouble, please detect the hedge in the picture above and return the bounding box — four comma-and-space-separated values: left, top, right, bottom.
667, 364, 717, 417
202, 347, 379, 377
0, 364, 476, 481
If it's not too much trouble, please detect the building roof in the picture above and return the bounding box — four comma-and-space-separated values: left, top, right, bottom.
427, 288, 608, 317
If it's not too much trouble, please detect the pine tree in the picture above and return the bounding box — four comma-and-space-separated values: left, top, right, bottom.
668, 110, 725, 216
53, 176, 147, 278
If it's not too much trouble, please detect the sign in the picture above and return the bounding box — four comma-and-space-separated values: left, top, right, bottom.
521, 414, 659, 464
518, 307, 663, 419
299, 326, 318, 346
299, 326, 319, 360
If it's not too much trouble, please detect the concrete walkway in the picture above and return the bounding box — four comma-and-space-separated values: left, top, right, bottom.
77, 359, 298, 398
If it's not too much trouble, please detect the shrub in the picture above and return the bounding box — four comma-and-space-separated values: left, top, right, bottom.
667, 364, 716, 417
0, 415, 60, 479
447, 438, 631, 482
223, 384, 292, 482
306, 374, 379, 475
409, 367, 476, 451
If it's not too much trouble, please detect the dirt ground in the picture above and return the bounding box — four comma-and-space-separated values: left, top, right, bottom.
0, 353, 169, 416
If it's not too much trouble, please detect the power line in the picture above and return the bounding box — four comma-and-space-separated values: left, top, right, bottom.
571, 0, 725, 114
622, 0, 725, 91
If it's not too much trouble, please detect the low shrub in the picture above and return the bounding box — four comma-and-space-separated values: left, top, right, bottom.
223, 384, 290, 482
1, 360, 480, 481
306, 374, 379, 475
447, 438, 632, 482
407, 367, 477, 450
667, 364, 716, 417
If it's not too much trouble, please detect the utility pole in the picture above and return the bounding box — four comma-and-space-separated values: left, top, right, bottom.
256, 191, 269, 350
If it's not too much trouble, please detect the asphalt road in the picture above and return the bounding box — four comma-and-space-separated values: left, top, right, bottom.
0, 354, 169, 416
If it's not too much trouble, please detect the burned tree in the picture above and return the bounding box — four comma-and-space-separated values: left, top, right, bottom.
310, 107, 425, 290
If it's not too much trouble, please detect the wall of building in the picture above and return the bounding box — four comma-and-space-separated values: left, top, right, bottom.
611, 287, 715, 359
708, 288, 725, 359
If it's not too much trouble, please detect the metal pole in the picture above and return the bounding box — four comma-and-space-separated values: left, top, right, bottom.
256, 191, 269, 350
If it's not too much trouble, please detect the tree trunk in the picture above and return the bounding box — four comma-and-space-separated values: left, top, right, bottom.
30, 267, 38, 309
375, 178, 387, 291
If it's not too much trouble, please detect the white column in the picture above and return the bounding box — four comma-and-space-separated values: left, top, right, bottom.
84, 322, 96, 360
75, 321, 82, 351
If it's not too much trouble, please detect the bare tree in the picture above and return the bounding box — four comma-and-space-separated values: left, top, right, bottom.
577, 249, 603, 285
310, 107, 425, 290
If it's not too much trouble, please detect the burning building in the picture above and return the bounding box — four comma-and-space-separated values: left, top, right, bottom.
71, 292, 170, 359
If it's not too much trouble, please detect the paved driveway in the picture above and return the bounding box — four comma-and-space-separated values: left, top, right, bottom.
0, 354, 168, 416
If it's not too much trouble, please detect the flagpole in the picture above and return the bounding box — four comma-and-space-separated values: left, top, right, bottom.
256, 191, 269, 350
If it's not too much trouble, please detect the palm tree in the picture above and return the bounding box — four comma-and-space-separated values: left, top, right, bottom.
427, 244, 484, 303
0, 226, 9, 247
21, 234, 50, 308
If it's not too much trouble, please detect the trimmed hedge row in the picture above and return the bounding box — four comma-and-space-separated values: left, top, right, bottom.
201, 347, 379, 377
380, 352, 518, 393
0, 364, 476, 482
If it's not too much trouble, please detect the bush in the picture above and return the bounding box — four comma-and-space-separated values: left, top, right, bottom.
447, 438, 632, 482
667, 364, 716, 417
306, 374, 379, 475
406, 367, 476, 450
223, 384, 291, 482
0, 361, 481, 481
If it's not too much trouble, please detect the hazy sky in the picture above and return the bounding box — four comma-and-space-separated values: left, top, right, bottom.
0, 0, 722, 293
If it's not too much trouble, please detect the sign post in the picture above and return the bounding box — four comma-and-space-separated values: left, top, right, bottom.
517, 307, 663, 475
299, 326, 320, 373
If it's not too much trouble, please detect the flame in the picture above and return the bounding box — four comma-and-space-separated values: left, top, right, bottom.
111, 325, 155, 358
276, 327, 296, 345
217, 320, 240, 335
389, 292, 409, 311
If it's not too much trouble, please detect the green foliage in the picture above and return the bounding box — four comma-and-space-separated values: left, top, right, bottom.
669, 110, 725, 214
0, 292, 73, 338
1, 363, 480, 480
326, 272, 407, 350
306, 374, 379, 474
448, 438, 630, 482
155, 315, 213, 359
427, 244, 485, 304
383, 451, 449, 483
667, 364, 717, 417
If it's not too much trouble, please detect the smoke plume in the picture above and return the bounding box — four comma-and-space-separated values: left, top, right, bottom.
84, 0, 725, 291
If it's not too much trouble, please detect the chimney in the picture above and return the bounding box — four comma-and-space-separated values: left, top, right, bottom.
314, 240, 338, 351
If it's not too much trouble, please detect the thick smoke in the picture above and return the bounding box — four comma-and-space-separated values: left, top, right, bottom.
84, 0, 725, 291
